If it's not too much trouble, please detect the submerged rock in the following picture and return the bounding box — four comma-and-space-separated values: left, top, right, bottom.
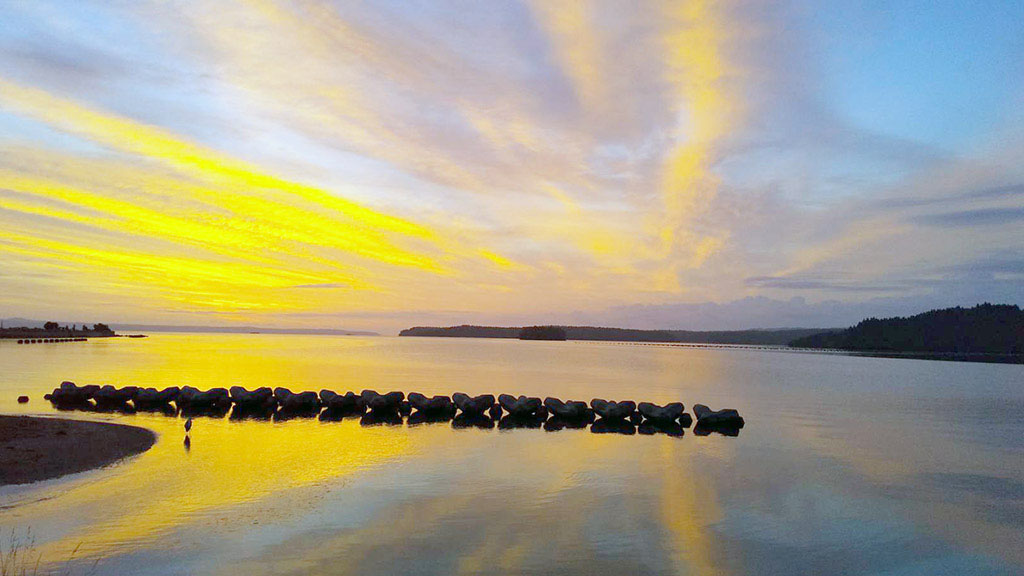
692, 404, 744, 427
637, 402, 685, 424
452, 393, 495, 416
590, 399, 636, 421
498, 394, 543, 417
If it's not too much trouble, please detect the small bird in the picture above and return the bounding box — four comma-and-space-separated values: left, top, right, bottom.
184, 417, 192, 435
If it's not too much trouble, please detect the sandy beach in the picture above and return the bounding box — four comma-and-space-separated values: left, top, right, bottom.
0, 415, 156, 485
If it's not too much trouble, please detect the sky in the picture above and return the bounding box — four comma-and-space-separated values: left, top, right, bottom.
0, 0, 1022, 332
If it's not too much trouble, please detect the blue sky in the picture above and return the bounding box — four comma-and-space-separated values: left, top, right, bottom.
0, 0, 1021, 331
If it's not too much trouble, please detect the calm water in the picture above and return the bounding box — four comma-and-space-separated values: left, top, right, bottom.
0, 334, 1021, 576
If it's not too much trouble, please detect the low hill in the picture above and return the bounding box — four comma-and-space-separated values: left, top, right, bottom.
789, 303, 1023, 354
399, 325, 830, 345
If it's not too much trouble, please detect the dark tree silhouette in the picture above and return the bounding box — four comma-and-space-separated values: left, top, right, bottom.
43, 321, 59, 331
790, 303, 1023, 354
518, 326, 567, 341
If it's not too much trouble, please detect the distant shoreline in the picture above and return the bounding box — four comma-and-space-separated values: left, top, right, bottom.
0, 415, 155, 485
399, 325, 831, 346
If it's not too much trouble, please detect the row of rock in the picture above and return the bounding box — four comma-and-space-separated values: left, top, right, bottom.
44, 382, 745, 429
16, 338, 87, 344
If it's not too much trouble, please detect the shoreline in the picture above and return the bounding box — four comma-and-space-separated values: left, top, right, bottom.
0, 415, 156, 486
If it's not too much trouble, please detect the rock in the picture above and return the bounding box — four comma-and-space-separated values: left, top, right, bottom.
365, 391, 404, 413
679, 413, 693, 428
93, 385, 138, 406
408, 392, 454, 414
692, 404, 744, 427
135, 386, 180, 407
177, 386, 231, 409
637, 402, 685, 424
230, 386, 275, 408
47, 381, 97, 405
274, 388, 321, 411
629, 411, 643, 425
488, 403, 503, 420
17, 395, 29, 404
590, 399, 636, 421
544, 398, 589, 420
319, 390, 363, 413
452, 393, 495, 416
498, 394, 542, 417
399, 400, 412, 416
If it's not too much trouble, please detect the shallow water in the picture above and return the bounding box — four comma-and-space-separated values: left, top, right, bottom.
0, 334, 1021, 576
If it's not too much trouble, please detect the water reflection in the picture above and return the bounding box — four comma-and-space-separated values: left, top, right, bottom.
0, 334, 1021, 575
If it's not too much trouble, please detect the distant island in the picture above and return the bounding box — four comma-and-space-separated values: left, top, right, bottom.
1, 318, 377, 337
400, 325, 830, 346
0, 321, 116, 339
518, 326, 567, 341
789, 303, 1023, 361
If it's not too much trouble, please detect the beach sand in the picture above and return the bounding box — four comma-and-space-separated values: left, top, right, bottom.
0, 415, 156, 485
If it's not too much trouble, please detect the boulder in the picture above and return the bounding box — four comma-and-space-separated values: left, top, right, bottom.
177, 386, 231, 409
93, 385, 138, 406
408, 392, 454, 414
680, 413, 693, 428
452, 393, 495, 416
692, 404, 744, 427
135, 386, 180, 407
362, 390, 404, 413
590, 399, 636, 421
544, 398, 589, 420
488, 403, 503, 420
17, 395, 29, 404
274, 388, 321, 411
319, 390, 364, 412
399, 400, 412, 416
47, 382, 98, 405
498, 394, 543, 417
231, 386, 275, 408
637, 402, 685, 424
